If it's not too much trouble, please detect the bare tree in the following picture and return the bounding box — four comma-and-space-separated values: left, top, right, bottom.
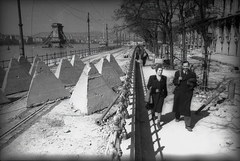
114, 0, 160, 55
184, 0, 220, 90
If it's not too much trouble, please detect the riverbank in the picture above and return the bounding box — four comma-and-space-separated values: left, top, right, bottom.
0, 43, 118, 61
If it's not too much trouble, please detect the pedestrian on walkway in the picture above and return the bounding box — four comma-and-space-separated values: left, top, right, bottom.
172, 61, 197, 132
141, 50, 148, 66
147, 64, 168, 125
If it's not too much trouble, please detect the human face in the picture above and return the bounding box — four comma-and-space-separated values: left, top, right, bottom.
156, 67, 163, 76
182, 62, 189, 72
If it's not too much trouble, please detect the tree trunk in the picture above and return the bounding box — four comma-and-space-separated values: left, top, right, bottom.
182, 30, 187, 61
161, 31, 167, 59
169, 23, 174, 69
169, 34, 174, 69
202, 39, 208, 91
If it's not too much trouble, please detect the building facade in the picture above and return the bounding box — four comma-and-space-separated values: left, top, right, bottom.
181, 0, 240, 56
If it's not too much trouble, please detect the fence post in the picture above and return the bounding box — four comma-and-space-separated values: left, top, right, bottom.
46, 53, 48, 66
228, 80, 235, 102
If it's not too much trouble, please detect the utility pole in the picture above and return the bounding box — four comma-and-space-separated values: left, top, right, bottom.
17, 0, 25, 57
119, 31, 121, 46
87, 12, 90, 55
106, 24, 108, 47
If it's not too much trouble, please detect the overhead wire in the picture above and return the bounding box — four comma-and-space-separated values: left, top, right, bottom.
59, 0, 87, 13
57, 1, 87, 22
34, 2, 55, 22
58, 1, 106, 26
32, 1, 115, 34
89, 1, 112, 22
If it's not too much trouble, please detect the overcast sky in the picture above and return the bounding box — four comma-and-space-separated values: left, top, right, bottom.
0, 0, 122, 36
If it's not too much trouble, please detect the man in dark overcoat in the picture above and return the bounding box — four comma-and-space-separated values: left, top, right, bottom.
172, 61, 197, 132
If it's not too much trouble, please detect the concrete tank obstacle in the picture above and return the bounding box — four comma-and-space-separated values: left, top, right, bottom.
0, 90, 10, 104
55, 58, 79, 86
95, 57, 122, 89
0, 66, 6, 88
106, 54, 125, 77
2, 58, 32, 95
70, 62, 118, 115
18, 55, 32, 73
70, 55, 85, 78
29, 56, 41, 76
27, 61, 70, 107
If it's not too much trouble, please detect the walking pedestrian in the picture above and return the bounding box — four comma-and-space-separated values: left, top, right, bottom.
147, 64, 168, 126
141, 50, 148, 66
172, 61, 197, 132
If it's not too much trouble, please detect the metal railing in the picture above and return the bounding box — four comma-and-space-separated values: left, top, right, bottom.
0, 46, 119, 69
104, 47, 137, 161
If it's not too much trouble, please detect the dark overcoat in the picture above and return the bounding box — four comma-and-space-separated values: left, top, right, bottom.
147, 75, 168, 113
172, 70, 197, 116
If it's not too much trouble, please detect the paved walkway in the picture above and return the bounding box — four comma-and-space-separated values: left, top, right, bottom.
139, 57, 239, 161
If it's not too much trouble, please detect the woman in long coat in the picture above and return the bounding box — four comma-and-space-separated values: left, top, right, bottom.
172, 61, 197, 131
147, 64, 168, 125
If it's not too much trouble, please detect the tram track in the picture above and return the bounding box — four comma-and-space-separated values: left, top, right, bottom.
0, 47, 131, 151
0, 99, 62, 150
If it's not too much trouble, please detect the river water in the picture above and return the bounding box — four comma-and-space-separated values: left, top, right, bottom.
0, 43, 116, 61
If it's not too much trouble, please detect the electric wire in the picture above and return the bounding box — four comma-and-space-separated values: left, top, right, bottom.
34, 2, 55, 22
57, 1, 87, 22
59, 0, 87, 13
89, 1, 112, 22
58, 0, 104, 26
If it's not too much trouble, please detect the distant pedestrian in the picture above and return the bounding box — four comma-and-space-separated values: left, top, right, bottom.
141, 50, 148, 66
135, 45, 140, 60
172, 61, 197, 132
147, 64, 168, 126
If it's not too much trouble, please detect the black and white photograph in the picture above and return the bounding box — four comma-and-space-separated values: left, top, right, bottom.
0, 0, 239, 161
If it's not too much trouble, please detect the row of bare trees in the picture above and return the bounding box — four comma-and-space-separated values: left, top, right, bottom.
113, 0, 222, 90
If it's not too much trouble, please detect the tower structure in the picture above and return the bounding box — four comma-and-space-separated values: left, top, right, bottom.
51, 23, 65, 48
41, 23, 72, 48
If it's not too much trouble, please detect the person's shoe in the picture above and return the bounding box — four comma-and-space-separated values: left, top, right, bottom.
175, 119, 180, 122
152, 114, 155, 120
156, 120, 162, 129
186, 126, 193, 132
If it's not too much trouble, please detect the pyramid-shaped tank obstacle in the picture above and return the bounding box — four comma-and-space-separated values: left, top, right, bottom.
18, 55, 31, 73
70, 54, 85, 78
95, 57, 122, 89
55, 58, 79, 86
27, 61, 70, 107
106, 54, 125, 77
0, 90, 10, 104
2, 58, 32, 95
70, 62, 118, 115
0, 66, 6, 88
29, 56, 41, 76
